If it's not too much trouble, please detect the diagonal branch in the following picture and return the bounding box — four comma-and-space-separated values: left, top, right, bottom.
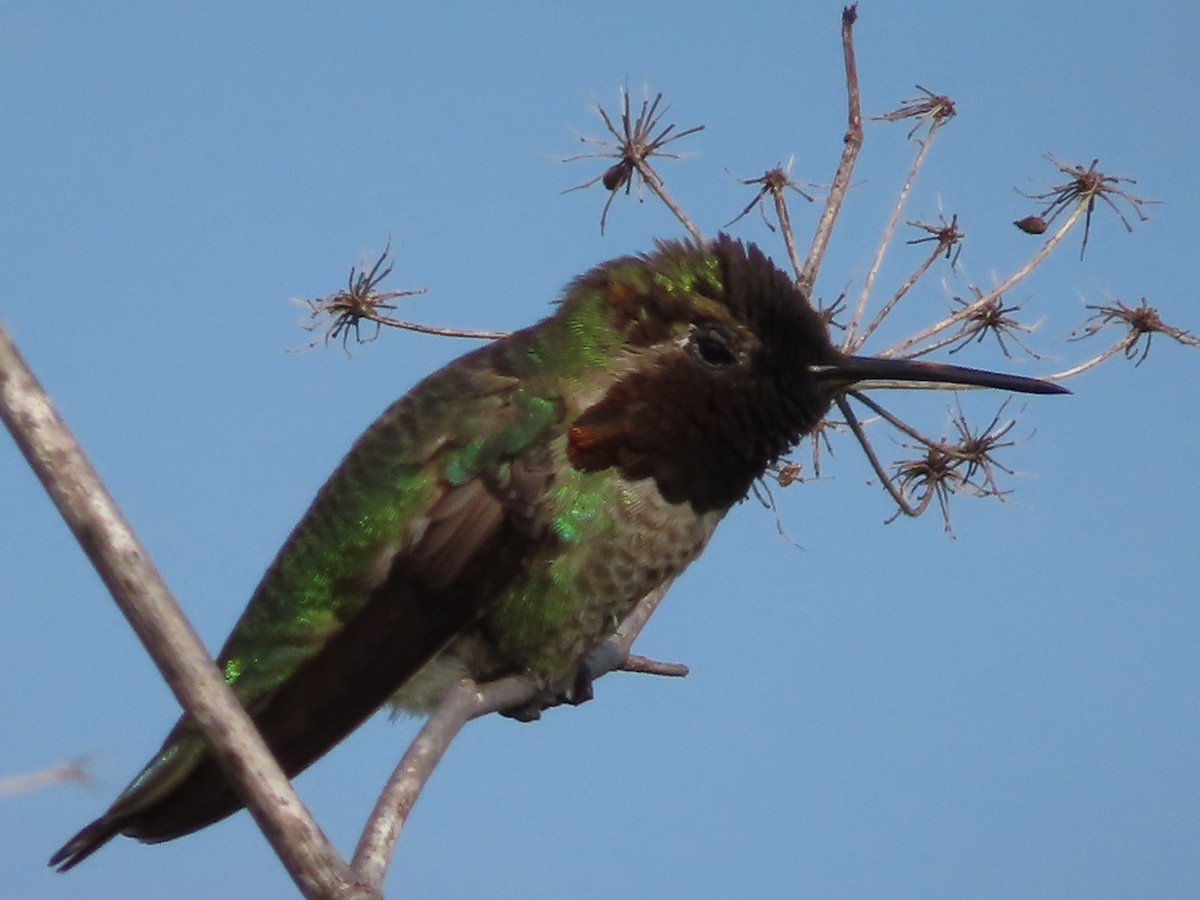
843, 133, 941, 351
880, 202, 1085, 359
0, 324, 372, 900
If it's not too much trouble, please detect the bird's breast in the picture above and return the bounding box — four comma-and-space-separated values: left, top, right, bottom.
471, 468, 723, 689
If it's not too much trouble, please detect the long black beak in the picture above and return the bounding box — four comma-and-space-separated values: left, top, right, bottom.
811, 355, 1069, 395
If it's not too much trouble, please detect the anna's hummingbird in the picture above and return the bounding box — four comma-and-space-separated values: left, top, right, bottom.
51, 235, 1065, 869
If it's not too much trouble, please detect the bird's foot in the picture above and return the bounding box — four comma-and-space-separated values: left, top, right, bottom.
501, 664, 595, 722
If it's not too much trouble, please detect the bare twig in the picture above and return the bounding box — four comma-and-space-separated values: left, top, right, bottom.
620, 654, 690, 678
845, 97, 953, 351
851, 215, 964, 351
799, 5, 862, 296
0, 759, 93, 797
0, 325, 371, 900
833, 393, 921, 517
881, 201, 1085, 360
751, 475, 804, 546
351, 676, 536, 888
301, 245, 506, 352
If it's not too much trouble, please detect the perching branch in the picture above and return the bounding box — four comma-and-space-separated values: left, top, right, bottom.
352, 582, 677, 886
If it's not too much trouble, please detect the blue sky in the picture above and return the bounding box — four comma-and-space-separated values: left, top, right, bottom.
2, 2, 1197, 898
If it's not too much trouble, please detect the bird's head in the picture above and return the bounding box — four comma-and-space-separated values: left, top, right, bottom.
563, 235, 1066, 512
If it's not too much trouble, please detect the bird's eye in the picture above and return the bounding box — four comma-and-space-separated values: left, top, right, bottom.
690, 326, 739, 366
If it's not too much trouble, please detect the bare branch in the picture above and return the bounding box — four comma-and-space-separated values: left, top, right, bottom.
619, 654, 690, 678
0, 325, 371, 899
799, 5, 863, 296
851, 214, 964, 351
351, 676, 535, 887
833, 394, 924, 517
845, 92, 954, 350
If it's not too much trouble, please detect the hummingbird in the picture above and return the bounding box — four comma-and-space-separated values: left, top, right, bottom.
50, 235, 1066, 870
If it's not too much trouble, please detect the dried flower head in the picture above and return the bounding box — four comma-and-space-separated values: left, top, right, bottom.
874, 84, 956, 139
888, 445, 963, 532
1018, 156, 1158, 259
725, 159, 817, 231
1013, 215, 1048, 235
1070, 298, 1200, 366
944, 400, 1021, 497
883, 402, 1021, 534
301, 243, 425, 354
300, 244, 504, 353
946, 288, 1044, 360
906, 214, 964, 267
564, 88, 704, 234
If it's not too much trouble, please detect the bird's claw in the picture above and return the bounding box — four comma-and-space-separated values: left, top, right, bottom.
500, 664, 595, 722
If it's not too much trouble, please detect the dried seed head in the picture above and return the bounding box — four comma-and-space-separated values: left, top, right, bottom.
1013, 215, 1048, 235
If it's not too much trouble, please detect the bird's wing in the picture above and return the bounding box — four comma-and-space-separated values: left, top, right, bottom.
51, 354, 563, 866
